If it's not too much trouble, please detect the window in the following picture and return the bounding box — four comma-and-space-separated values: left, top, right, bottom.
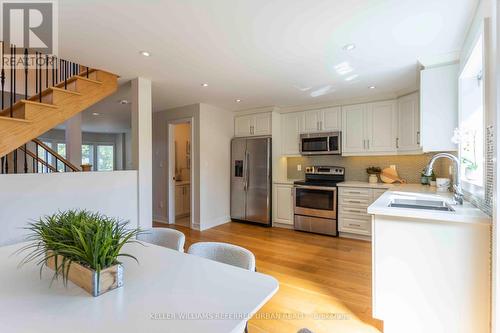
458, 32, 485, 196
81, 144, 94, 166
96, 145, 114, 171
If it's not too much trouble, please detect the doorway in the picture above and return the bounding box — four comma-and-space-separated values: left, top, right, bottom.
168, 119, 193, 227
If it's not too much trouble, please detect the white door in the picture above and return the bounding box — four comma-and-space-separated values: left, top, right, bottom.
342, 104, 366, 153
397, 92, 420, 152
321, 106, 341, 131
303, 110, 321, 133
366, 101, 397, 153
274, 184, 293, 225
281, 112, 303, 155
234, 115, 253, 137
253, 113, 272, 135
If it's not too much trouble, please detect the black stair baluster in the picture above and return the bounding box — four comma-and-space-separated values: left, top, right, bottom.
45, 54, 48, 89
13, 149, 17, 173
32, 147, 35, 172
35, 52, 38, 96
86, 66, 89, 78
23, 144, 27, 173
1, 41, 5, 111
45, 149, 48, 173
52, 56, 55, 86
1, 156, 4, 174
4, 152, 8, 173
9, 45, 13, 117
38, 52, 42, 102
35, 142, 38, 173
24, 48, 27, 99
64, 60, 67, 89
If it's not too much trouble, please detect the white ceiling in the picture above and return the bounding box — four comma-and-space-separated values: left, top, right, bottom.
58, 0, 477, 112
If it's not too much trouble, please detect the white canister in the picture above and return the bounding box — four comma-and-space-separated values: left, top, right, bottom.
368, 174, 378, 184
436, 178, 451, 191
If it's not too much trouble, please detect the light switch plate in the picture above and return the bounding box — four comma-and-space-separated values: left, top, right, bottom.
297, 164, 302, 171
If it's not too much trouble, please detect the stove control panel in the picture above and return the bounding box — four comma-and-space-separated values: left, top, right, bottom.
305, 166, 344, 175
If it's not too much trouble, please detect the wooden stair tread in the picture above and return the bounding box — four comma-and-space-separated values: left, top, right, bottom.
20, 100, 59, 109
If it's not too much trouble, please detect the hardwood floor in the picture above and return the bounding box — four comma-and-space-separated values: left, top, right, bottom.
154, 221, 383, 333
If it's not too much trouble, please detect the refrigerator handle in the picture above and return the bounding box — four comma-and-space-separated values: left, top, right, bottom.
243, 150, 248, 191
245, 150, 250, 191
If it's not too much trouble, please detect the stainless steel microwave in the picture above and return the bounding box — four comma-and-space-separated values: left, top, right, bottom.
300, 131, 341, 155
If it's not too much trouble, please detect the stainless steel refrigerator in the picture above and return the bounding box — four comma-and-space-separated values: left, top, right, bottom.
230, 136, 272, 226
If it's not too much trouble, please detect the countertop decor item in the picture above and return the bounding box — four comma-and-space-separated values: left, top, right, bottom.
80, 164, 92, 172
16, 210, 142, 297
380, 167, 406, 184
366, 166, 382, 184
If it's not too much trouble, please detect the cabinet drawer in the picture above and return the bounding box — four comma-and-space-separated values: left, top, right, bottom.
339, 187, 371, 197
339, 205, 369, 216
340, 196, 371, 206
340, 217, 371, 235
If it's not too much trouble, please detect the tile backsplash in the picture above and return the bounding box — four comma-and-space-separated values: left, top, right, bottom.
287, 153, 453, 183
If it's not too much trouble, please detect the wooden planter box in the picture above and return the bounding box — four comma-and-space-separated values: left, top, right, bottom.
46, 254, 123, 296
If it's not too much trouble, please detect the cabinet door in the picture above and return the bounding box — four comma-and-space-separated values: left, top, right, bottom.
175, 186, 184, 217
342, 104, 366, 153
303, 110, 321, 133
234, 115, 254, 137
397, 92, 420, 151
253, 113, 272, 136
366, 101, 397, 153
321, 106, 341, 131
281, 112, 303, 155
274, 184, 293, 225
183, 185, 191, 215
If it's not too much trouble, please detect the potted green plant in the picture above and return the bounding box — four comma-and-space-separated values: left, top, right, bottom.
17, 210, 142, 297
366, 166, 381, 184
462, 158, 479, 181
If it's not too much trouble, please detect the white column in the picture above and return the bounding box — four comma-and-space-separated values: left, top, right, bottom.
131, 78, 152, 230
65, 114, 82, 167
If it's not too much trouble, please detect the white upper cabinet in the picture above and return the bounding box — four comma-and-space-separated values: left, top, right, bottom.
366, 101, 397, 152
234, 113, 272, 137
302, 107, 341, 133
281, 112, 303, 155
342, 104, 366, 153
397, 92, 420, 152
321, 106, 342, 131
342, 101, 397, 155
420, 63, 458, 152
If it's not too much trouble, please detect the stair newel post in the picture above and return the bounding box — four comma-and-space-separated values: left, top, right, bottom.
24, 48, 28, 99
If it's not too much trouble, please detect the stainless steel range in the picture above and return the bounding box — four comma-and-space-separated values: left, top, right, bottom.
293, 166, 345, 236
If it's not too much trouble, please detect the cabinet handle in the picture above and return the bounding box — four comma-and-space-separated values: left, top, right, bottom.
349, 223, 361, 227
396, 138, 399, 149
347, 191, 363, 194
346, 209, 364, 213
417, 131, 420, 145
347, 200, 363, 203
367, 140, 370, 149
363, 139, 366, 149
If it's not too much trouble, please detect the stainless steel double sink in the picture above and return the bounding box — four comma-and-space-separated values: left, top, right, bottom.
388, 198, 455, 212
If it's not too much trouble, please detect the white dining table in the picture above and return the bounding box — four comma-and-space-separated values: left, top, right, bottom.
0, 241, 279, 333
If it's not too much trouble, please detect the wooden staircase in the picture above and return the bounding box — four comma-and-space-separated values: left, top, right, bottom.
0, 68, 118, 159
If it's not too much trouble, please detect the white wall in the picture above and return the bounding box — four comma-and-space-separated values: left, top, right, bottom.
0, 171, 138, 246
199, 103, 233, 230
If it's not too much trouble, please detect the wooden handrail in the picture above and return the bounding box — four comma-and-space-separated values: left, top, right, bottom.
32, 138, 80, 171
18, 145, 57, 172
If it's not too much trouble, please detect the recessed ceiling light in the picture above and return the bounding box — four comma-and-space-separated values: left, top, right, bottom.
201, 83, 209, 87
235, 99, 242, 103
92, 112, 100, 116
345, 74, 359, 81
369, 86, 376, 89
334, 61, 353, 75
343, 43, 356, 51
119, 99, 130, 105
140, 51, 151, 57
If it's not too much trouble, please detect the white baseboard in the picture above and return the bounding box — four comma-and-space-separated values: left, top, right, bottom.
153, 215, 169, 224
272, 222, 294, 230
199, 216, 230, 231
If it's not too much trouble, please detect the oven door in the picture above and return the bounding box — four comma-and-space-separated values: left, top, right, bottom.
293, 185, 337, 219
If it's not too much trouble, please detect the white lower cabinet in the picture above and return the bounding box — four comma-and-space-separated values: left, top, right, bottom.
273, 183, 294, 225
175, 184, 191, 217
338, 186, 387, 237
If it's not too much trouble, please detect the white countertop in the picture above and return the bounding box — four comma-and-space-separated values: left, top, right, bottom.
337, 181, 393, 189
273, 179, 299, 185
0, 242, 279, 333
367, 185, 491, 225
